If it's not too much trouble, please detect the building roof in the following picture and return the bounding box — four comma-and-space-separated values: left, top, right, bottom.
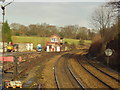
50, 34, 60, 38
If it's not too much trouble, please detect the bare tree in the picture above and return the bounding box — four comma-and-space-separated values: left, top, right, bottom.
90, 3, 117, 53
107, 0, 120, 37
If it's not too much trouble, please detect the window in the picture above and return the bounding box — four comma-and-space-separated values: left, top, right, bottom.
51, 38, 58, 42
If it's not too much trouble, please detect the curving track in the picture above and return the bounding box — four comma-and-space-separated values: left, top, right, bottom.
54, 51, 119, 89
68, 55, 109, 88
3, 50, 120, 89
54, 53, 85, 89
76, 55, 120, 89
85, 58, 120, 83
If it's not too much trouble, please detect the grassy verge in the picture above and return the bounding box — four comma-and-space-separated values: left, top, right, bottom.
12, 36, 49, 48
12, 36, 91, 48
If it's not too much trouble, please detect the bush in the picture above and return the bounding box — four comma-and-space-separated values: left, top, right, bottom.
15, 32, 20, 36
64, 41, 68, 45
70, 43, 76, 50
79, 40, 84, 45
89, 39, 102, 57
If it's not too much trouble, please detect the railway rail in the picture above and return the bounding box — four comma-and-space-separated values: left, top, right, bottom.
54, 51, 116, 89
3, 52, 61, 89
54, 53, 85, 89
67, 65, 85, 89
68, 55, 109, 88
85, 58, 120, 83
3, 52, 39, 72
76, 56, 119, 89
3, 52, 41, 81
3, 50, 120, 89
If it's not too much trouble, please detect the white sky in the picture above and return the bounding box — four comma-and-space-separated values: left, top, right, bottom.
0, 0, 110, 2
0, 0, 111, 29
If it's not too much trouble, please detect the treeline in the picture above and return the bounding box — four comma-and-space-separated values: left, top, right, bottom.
88, 0, 120, 71
10, 23, 95, 40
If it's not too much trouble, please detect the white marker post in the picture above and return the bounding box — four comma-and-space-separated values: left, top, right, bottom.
105, 48, 113, 67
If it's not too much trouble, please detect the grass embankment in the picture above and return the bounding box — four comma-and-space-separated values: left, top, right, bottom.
12, 36, 91, 48
12, 36, 49, 48
64, 38, 91, 45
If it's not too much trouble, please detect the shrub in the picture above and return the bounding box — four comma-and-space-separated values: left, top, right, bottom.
89, 39, 102, 57
79, 40, 84, 45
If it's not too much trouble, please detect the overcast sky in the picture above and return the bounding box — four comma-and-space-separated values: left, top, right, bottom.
0, 0, 110, 28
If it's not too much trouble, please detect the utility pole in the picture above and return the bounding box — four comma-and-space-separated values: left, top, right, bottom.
1, 0, 14, 89
1, 0, 14, 71
1, 0, 14, 53
1, 5, 5, 55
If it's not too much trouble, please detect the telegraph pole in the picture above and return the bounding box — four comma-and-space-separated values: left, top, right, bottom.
1, 5, 5, 55
1, 0, 14, 53
1, 0, 14, 89
1, 0, 14, 72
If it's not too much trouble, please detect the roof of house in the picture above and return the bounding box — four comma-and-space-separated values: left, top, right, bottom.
50, 34, 60, 38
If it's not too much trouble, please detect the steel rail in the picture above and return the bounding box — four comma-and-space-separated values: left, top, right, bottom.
3, 52, 37, 72
67, 65, 85, 90
53, 54, 69, 89
86, 59, 120, 83
54, 56, 62, 89
54, 53, 86, 89
64, 53, 85, 88
4, 58, 30, 72
76, 57, 113, 89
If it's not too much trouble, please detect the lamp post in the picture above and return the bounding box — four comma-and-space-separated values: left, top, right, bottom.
0, 1, 14, 89
1, 0, 14, 89
0, 0, 5, 3
1, 0, 14, 54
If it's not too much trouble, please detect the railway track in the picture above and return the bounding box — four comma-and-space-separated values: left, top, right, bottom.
85, 58, 120, 83
68, 55, 109, 88
54, 53, 85, 89
3, 52, 42, 82
3, 50, 120, 89
3, 52, 39, 72
67, 64, 85, 89
76, 56, 119, 89
13, 52, 56, 80
54, 52, 115, 89
4, 60, 27, 72
2, 51, 66, 88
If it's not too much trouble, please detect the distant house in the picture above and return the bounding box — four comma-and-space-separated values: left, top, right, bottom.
46, 34, 63, 52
